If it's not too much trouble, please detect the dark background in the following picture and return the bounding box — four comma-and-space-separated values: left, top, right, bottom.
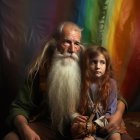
0, 0, 140, 138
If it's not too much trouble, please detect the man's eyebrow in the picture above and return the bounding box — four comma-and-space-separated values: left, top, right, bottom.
63, 39, 81, 44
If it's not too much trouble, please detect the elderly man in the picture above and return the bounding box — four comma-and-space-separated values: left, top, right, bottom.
3, 22, 133, 140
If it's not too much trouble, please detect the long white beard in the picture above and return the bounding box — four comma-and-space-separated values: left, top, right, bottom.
47, 50, 81, 133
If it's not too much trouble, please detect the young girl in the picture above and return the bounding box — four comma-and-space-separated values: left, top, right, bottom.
71, 45, 122, 140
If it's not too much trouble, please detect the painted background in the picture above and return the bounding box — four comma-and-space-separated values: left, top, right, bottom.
0, 0, 140, 136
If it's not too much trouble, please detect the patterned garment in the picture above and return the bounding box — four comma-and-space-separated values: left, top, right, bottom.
85, 78, 118, 139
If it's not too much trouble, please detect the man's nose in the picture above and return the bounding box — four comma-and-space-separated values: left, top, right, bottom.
68, 43, 75, 53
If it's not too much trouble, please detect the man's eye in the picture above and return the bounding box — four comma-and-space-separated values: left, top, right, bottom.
63, 40, 71, 46
74, 42, 80, 46
65, 40, 71, 44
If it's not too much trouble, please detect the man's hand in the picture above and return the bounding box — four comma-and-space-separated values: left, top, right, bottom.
71, 115, 96, 139
72, 115, 88, 123
14, 115, 40, 140
19, 123, 40, 140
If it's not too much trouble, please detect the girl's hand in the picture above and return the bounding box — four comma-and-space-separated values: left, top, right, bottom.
105, 113, 122, 133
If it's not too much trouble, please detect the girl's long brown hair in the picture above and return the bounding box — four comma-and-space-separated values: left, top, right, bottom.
78, 45, 114, 115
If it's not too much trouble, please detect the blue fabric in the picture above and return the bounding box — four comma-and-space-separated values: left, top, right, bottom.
89, 78, 117, 117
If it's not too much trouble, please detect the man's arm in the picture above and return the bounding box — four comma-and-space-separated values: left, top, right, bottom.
6, 79, 41, 140
14, 115, 40, 140
7, 82, 33, 127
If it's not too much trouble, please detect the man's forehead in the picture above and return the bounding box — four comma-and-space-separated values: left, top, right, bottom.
62, 24, 81, 34
62, 29, 81, 40
63, 23, 79, 30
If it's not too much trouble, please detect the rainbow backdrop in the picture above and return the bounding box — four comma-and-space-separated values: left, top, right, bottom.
69, 0, 140, 107
1, 0, 140, 110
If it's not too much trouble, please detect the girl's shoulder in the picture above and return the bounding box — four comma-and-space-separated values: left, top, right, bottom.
109, 78, 116, 82
109, 78, 117, 87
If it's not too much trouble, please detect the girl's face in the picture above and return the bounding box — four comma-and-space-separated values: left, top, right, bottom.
89, 53, 106, 78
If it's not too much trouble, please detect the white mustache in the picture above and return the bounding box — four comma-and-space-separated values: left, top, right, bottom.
54, 52, 79, 61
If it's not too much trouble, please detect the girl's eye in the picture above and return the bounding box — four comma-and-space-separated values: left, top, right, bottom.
100, 60, 106, 64
90, 60, 106, 65
91, 60, 97, 64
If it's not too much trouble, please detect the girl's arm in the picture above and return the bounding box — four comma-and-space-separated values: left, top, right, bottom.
105, 79, 125, 132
